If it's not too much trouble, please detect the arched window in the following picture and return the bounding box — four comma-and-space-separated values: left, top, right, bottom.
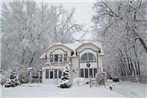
81, 53, 96, 63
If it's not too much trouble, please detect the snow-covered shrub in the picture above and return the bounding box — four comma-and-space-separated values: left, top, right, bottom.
96, 72, 106, 86
73, 78, 87, 86
0, 70, 10, 85
4, 72, 20, 87
19, 72, 29, 84
60, 64, 72, 88
1, 78, 7, 86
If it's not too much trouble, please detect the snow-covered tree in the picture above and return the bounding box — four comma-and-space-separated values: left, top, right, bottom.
4, 72, 20, 87
1, 1, 83, 81
47, 6, 83, 43
92, 0, 147, 77
60, 64, 72, 88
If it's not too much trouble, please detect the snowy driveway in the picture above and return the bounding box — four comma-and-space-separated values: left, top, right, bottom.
1, 83, 124, 97
112, 81, 147, 98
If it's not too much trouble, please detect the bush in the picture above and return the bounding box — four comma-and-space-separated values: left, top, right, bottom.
19, 72, 29, 84
0, 71, 10, 85
96, 72, 106, 86
4, 79, 20, 87
60, 80, 72, 88
4, 72, 20, 87
73, 78, 87, 86
1, 78, 7, 86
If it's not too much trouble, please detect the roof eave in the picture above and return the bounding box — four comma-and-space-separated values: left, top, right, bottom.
75, 42, 102, 51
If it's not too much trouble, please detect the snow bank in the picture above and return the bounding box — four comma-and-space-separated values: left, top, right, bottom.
73, 77, 88, 86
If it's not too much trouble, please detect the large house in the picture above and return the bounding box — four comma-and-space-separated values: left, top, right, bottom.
40, 42, 104, 84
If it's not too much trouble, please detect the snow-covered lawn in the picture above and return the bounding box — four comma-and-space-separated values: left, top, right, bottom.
0, 81, 146, 98
1, 83, 124, 98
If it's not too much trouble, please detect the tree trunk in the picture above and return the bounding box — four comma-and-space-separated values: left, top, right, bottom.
138, 37, 147, 53
29, 52, 35, 67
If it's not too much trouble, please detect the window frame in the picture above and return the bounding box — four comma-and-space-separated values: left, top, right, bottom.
80, 53, 96, 63
80, 68, 97, 78
45, 69, 49, 79
50, 53, 67, 63
45, 69, 63, 79
54, 54, 59, 63
49, 69, 54, 79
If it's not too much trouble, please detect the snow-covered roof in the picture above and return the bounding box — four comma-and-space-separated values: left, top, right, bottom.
45, 42, 74, 52
40, 53, 47, 59
64, 41, 82, 50
74, 41, 104, 55
40, 41, 104, 58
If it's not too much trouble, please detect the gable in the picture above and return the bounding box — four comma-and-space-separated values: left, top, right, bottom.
45, 43, 73, 52
51, 48, 66, 54
40, 44, 73, 59
40, 42, 104, 59
75, 42, 104, 56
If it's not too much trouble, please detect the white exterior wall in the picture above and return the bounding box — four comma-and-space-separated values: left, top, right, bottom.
76, 43, 103, 78
98, 56, 103, 72
42, 45, 73, 84
46, 45, 71, 61
80, 63, 97, 68
71, 57, 79, 79
41, 43, 104, 84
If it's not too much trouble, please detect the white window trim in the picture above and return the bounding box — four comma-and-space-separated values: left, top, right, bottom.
80, 68, 97, 78
80, 53, 96, 63
45, 69, 62, 79
50, 53, 67, 63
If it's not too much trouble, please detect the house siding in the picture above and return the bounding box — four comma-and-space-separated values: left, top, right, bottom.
71, 57, 79, 80
98, 55, 103, 72
41, 42, 104, 84
46, 45, 72, 60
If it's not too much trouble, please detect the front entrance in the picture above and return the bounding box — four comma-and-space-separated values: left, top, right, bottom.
45, 69, 63, 84
80, 68, 97, 78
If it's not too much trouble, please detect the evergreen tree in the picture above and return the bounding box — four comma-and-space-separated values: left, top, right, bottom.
60, 64, 72, 88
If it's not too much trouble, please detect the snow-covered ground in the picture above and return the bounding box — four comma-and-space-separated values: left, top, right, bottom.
0, 81, 146, 98
1, 83, 124, 98
113, 81, 147, 98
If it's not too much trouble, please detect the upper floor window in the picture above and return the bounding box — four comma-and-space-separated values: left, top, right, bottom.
81, 53, 96, 63
50, 54, 67, 63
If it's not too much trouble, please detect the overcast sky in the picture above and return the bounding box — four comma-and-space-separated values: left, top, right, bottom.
48, 1, 97, 40
0, 0, 97, 40
49, 1, 96, 28
38, 0, 97, 40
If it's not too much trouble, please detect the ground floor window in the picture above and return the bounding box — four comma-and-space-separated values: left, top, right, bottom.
50, 69, 53, 79
45, 69, 49, 79
80, 68, 97, 78
45, 69, 62, 79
